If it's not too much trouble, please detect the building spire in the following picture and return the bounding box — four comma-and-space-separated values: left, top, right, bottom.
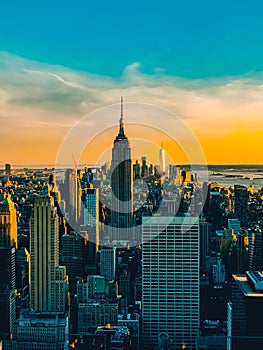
119, 96, 125, 135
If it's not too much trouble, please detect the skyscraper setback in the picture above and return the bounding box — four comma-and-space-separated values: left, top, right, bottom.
29, 195, 68, 312
110, 97, 133, 240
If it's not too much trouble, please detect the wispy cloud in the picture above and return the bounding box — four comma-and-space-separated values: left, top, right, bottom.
23, 69, 90, 91
0, 51, 263, 164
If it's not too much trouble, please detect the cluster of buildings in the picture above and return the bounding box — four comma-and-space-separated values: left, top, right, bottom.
1, 101, 263, 349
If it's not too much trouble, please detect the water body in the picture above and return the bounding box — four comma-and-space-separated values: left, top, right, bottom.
207, 165, 263, 189
208, 174, 263, 189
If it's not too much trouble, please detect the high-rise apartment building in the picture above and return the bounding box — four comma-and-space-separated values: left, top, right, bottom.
142, 216, 200, 350
29, 195, 68, 312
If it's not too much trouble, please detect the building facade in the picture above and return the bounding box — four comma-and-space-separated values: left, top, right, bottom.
29, 196, 68, 313
110, 97, 133, 240
231, 272, 263, 350
100, 247, 116, 281
3, 310, 69, 350
142, 216, 200, 350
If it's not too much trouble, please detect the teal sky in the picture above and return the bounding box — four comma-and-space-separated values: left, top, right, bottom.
1, 0, 263, 78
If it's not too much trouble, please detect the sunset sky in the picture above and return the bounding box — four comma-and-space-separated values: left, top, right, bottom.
1, 0, 263, 166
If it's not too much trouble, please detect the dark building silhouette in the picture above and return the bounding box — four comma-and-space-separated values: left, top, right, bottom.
199, 216, 212, 273
234, 185, 249, 227
231, 272, 263, 350
0, 194, 17, 341
0, 245, 16, 291
5, 164, 11, 182
237, 230, 249, 274
248, 227, 263, 271
61, 230, 87, 292
110, 97, 133, 240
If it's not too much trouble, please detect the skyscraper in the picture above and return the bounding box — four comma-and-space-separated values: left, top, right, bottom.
0, 244, 16, 291
237, 230, 249, 274
63, 168, 82, 224
0, 193, 18, 248
100, 247, 116, 281
248, 227, 263, 271
84, 187, 99, 226
83, 187, 99, 256
5, 164, 11, 182
29, 195, 68, 312
110, 97, 133, 240
159, 143, 166, 175
61, 231, 86, 291
199, 216, 212, 273
231, 272, 263, 350
234, 185, 249, 227
0, 194, 17, 341
0, 194, 17, 289
142, 216, 200, 350
0, 288, 16, 340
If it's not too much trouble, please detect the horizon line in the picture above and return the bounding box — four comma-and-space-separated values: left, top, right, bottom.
1, 163, 263, 169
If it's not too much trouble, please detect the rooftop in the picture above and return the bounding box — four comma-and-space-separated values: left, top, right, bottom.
232, 274, 263, 297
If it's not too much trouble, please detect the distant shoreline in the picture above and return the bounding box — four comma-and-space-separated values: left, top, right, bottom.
1, 164, 263, 170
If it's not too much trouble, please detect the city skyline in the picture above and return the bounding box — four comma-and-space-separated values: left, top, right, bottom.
2, 3, 263, 347
1, 1, 263, 165
1, 99, 263, 348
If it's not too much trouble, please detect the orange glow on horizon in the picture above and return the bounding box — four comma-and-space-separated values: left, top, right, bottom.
1, 122, 263, 166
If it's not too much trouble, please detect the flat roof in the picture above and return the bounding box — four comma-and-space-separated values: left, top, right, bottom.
142, 216, 199, 225
232, 274, 263, 297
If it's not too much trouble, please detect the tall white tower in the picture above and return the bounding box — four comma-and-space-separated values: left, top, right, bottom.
142, 216, 200, 350
159, 142, 166, 175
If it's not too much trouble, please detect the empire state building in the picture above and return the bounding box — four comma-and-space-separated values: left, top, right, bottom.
110, 97, 133, 240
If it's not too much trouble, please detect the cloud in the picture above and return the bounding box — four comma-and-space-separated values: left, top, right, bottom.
23, 69, 90, 91
0, 51, 263, 164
